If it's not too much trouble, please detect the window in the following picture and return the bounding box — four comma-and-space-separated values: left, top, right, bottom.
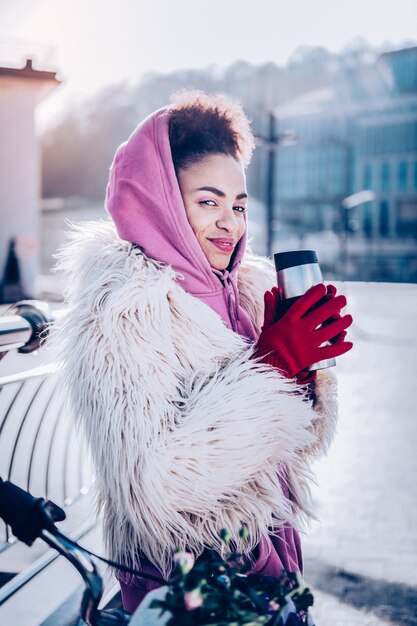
379, 201, 390, 237
363, 163, 373, 189
363, 202, 373, 238
381, 162, 390, 192
398, 161, 408, 191
361, 122, 417, 156
396, 202, 417, 237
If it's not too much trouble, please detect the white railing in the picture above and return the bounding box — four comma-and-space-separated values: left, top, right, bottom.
0, 302, 96, 615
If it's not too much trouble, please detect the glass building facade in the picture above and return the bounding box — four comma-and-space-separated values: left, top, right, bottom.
270, 46, 417, 281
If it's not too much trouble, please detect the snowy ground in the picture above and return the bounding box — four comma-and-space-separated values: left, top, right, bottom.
303, 281, 417, 625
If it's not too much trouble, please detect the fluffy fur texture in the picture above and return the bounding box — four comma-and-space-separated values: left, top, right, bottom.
52, 220, 338, 578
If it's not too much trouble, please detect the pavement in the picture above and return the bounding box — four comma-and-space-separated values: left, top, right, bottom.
301, 281, 417, 625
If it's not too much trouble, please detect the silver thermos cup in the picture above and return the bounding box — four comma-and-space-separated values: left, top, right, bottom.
274, 250, 336, 371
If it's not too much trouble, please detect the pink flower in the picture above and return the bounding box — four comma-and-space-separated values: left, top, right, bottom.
184, 588, 204, 610
268, 600, 281, 612
173, 551, 195, 574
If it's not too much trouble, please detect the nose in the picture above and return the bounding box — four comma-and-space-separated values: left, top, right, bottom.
216, 206, 239, 234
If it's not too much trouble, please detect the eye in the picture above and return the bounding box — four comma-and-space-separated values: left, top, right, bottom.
233, 205, 247, 213
199, 199, 217, 207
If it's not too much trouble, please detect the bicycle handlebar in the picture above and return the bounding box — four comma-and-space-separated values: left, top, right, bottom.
0, 478, 130, 625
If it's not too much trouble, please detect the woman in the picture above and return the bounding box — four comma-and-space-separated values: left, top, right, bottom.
54, 91, 353, 614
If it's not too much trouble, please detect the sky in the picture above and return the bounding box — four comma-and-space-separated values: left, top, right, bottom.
1, 0, 417, 129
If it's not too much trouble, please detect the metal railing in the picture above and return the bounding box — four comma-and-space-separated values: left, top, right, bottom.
0, 302, 95, 608
0, 364, 93, 552
0, 300, 55, 355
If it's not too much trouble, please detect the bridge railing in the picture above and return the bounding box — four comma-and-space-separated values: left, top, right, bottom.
0, 302, 113, 624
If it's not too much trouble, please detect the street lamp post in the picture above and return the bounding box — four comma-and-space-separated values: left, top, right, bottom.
265, 113, 276, 258
256, 112, 297, 257
339, 190, 376, 279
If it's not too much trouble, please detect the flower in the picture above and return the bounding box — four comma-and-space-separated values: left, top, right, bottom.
184, 588, 204, 610
173, 551, 195, 574
268, 599, 281, 612
150, 531, 314, 624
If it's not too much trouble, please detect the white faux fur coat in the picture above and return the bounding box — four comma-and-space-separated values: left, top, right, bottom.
53, 220, 338, 577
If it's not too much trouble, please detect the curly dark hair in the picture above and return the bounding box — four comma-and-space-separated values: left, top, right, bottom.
168, 90, 255, 173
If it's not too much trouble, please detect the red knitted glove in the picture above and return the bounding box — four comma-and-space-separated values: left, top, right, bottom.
254, 283, 353, 379
295, 284, 348, 385
322, 284, 348, 344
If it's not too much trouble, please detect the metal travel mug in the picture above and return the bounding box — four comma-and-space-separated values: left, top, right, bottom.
274, 250, 336, 371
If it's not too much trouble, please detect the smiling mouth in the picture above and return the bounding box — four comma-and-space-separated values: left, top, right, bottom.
208, 239, 236, 252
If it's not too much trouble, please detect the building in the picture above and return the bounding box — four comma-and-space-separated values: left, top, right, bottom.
273, 47, 417, 282
0, 59, 60, 299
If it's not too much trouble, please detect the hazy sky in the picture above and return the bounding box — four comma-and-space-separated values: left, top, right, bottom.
1, 0, 416, 129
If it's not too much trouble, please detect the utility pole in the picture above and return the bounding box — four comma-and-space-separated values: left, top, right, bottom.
256, 115, 297, 257
266, 112, 276, 258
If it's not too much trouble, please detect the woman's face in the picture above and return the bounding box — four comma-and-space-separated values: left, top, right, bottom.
177, 153, 248, 270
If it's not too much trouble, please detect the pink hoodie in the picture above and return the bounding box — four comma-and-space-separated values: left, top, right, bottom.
105, 106, 256, 340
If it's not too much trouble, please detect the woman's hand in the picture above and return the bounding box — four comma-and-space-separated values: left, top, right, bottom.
254, 283, 353, 379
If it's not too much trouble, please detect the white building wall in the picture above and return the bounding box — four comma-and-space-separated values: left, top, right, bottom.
0, 78, 43, 297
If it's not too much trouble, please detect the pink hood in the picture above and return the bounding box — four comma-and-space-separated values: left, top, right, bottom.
105, 107, 256, 340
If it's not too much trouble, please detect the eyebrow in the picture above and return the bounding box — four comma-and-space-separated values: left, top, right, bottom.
195, 186, 248, 200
